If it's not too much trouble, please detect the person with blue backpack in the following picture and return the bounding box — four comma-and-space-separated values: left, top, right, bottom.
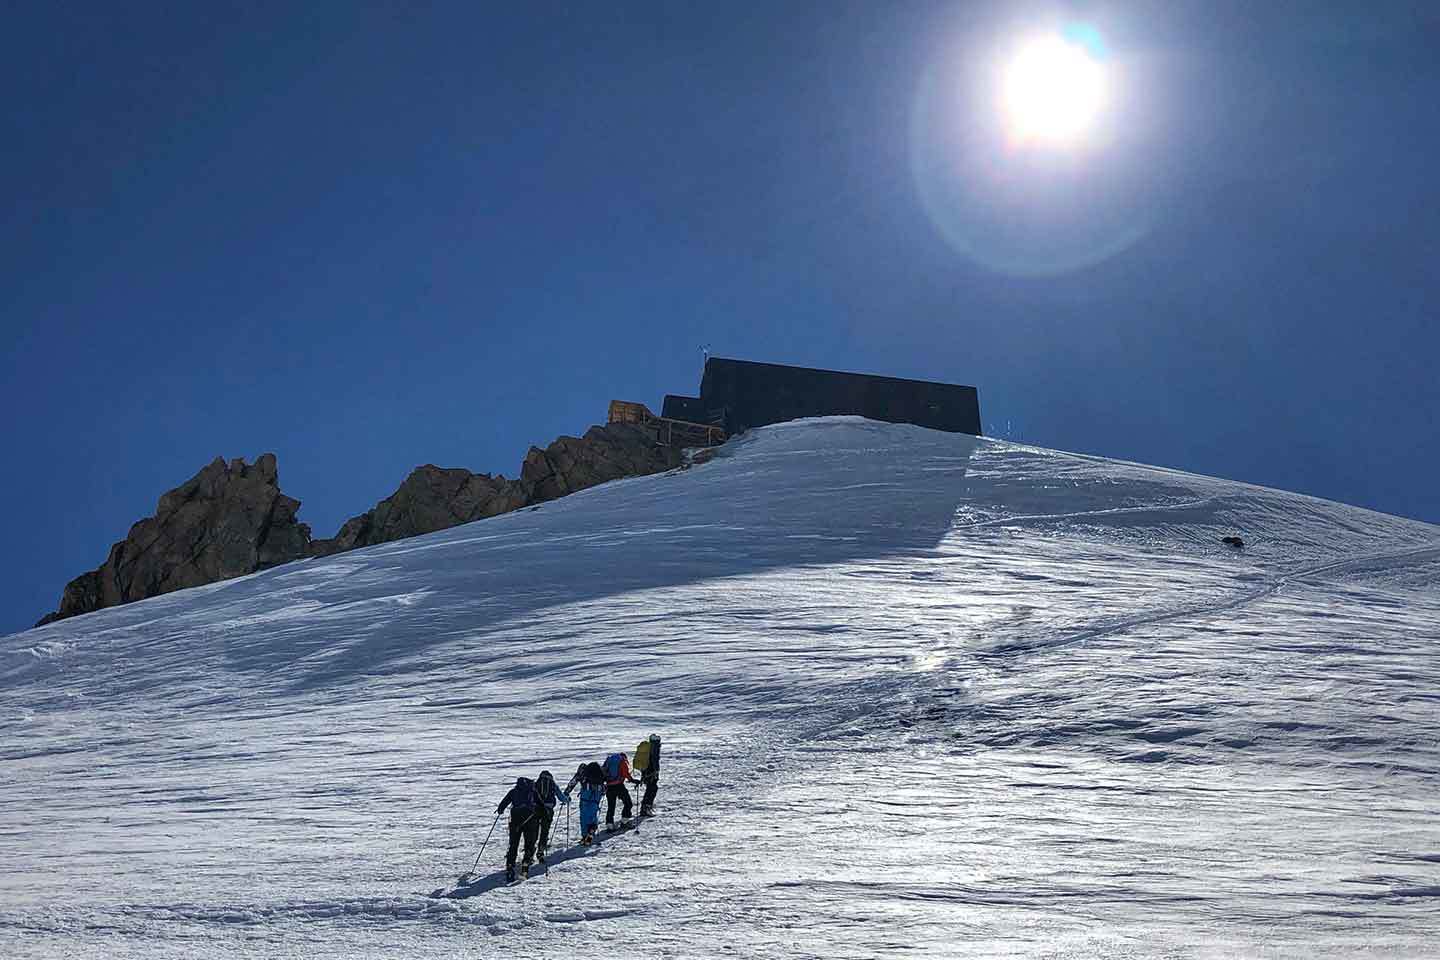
533, 770, 569, 862
602, 751, 637, 829
496, 776, 541, 881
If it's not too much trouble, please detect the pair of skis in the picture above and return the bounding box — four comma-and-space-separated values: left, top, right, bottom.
443, 811, 653, 894
510, 816, 639, 881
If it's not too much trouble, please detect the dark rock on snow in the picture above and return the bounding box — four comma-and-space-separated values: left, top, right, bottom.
310, 467, 529, 556
522, 424, 683, 502
37, 454, 311, 625
38, 424, 685, 626
314, 423, 678, 555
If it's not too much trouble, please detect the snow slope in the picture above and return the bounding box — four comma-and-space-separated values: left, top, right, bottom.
3, 417, 1438, 959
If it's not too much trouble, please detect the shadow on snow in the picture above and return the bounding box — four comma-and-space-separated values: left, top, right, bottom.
430, 820, 642, 899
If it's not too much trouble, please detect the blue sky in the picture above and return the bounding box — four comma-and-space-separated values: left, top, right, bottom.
3, 1, 1438, 633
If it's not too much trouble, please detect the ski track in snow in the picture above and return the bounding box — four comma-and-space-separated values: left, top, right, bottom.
1, 417, 1438, 959
982, 540, 1440, 660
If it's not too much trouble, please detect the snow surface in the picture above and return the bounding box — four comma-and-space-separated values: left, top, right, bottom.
3, 417, 1439, 959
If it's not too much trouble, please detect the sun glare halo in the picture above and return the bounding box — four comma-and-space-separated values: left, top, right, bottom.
1003, 35, 1105, 146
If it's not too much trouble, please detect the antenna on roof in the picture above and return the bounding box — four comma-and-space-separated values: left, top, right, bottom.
700, 343, 711, 373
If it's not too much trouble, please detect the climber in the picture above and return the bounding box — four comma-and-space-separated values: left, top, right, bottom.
496, 776, 541, 881
602, 751, 636, 828
633, 734, 662, 817
533, 769, 569, 862
566, 760, 606, 845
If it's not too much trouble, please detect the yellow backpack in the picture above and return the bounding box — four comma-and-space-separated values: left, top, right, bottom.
633, 738, 652, 772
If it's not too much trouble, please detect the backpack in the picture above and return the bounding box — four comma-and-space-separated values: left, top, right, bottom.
633, 739, 651, 773
603, 753, 623, 782
510, 777, 538, 813
583, 761, 605, 786
536, 771, 557, 805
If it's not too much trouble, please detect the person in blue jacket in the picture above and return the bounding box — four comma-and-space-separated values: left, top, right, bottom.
565, 761, 606, 845
533, 770, 570, 862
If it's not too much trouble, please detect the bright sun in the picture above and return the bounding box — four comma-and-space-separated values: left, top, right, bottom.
1002, 35, 1105, 145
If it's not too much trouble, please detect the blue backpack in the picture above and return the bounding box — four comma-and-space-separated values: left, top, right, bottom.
603, 753, 622, 781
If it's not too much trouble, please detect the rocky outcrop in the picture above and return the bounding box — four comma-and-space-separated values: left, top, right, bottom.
313, 423, 681, 554
310, 467, 529, 556
522, 424, 683, 502
38, 454, 311, 625
39, 423, 689, 626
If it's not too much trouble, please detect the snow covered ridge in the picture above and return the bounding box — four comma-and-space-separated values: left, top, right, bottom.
3, 417, 1439, 958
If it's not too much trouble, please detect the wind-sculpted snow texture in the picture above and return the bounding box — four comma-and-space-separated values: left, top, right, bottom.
2, 418, 1438, 959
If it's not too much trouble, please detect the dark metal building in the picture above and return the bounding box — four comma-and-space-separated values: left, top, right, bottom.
662, 358, 981, 436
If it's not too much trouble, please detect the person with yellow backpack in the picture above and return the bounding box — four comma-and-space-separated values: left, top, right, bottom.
633, 734, 662, 817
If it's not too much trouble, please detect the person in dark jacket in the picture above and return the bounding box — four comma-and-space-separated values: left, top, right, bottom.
533, 770, 570, 862
637, 734, 662, 817
563, 761, 593, 794
496, 777, 541, 881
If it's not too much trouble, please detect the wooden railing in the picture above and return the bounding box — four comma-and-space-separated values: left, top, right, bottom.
608, 400, 727, 447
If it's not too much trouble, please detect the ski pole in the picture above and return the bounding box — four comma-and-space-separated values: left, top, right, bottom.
470, 811, 501, 875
